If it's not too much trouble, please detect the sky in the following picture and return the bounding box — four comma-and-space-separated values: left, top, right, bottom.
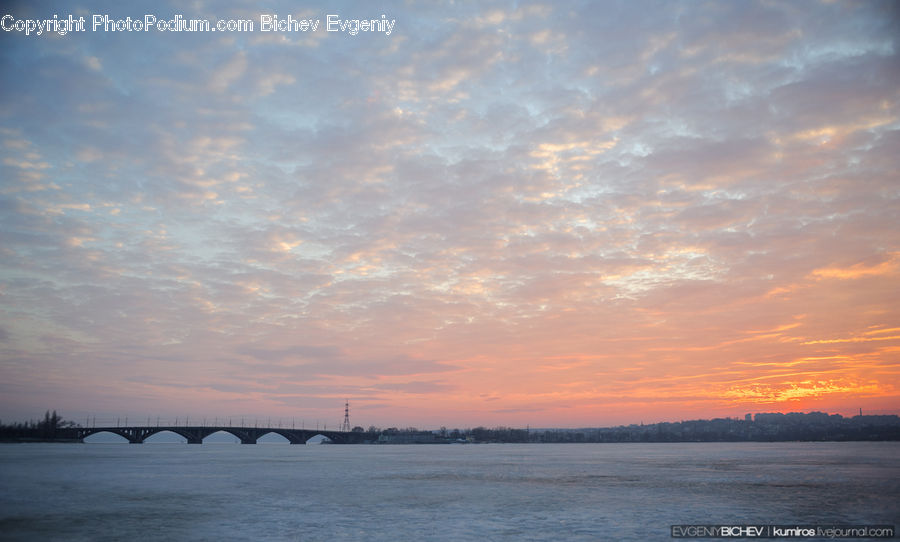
1, 0, 898, 429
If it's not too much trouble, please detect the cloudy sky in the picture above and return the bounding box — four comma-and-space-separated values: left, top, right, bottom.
1, 0, 898, 429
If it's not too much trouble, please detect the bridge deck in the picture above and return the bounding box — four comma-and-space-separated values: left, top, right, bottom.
71, 426, 377, 444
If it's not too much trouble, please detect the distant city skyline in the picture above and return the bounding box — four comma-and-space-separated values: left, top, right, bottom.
1, 1, 898, 428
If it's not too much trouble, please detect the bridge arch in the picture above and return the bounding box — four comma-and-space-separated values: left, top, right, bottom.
256, 431, 290, 444
83, 430, 130, 443
202, 430, 242, 444
143, 430, 189, 444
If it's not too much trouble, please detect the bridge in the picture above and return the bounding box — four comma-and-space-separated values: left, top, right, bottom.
70, 425, 378, 444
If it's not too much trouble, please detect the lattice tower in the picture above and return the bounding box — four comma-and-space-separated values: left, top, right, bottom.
340, 400, 351, 432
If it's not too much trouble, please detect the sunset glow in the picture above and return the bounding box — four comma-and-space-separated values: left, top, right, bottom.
1, 1, 898, 428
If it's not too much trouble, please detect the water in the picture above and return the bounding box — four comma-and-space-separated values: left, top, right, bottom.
1, 442, 897, 541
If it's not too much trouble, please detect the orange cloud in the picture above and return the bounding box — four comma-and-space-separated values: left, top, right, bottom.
722, 379, 884, 404
811, 252, 900, 280
801, 335, 900, 346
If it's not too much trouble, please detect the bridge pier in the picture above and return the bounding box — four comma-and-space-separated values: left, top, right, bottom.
124, 429, 145, 444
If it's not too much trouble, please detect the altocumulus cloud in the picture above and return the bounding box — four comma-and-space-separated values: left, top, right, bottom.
0, 0, 898, 426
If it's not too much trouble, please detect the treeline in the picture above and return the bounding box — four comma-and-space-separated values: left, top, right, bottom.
0, 410, 80, 441
448, 412, 900, 443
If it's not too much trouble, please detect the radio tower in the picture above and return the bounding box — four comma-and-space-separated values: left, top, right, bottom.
340, 400, 351, 432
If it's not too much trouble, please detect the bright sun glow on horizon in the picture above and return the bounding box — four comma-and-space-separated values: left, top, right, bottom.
0, 0, 898, 429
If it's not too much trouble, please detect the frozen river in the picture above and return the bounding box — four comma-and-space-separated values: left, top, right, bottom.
1, 441, 897, 540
